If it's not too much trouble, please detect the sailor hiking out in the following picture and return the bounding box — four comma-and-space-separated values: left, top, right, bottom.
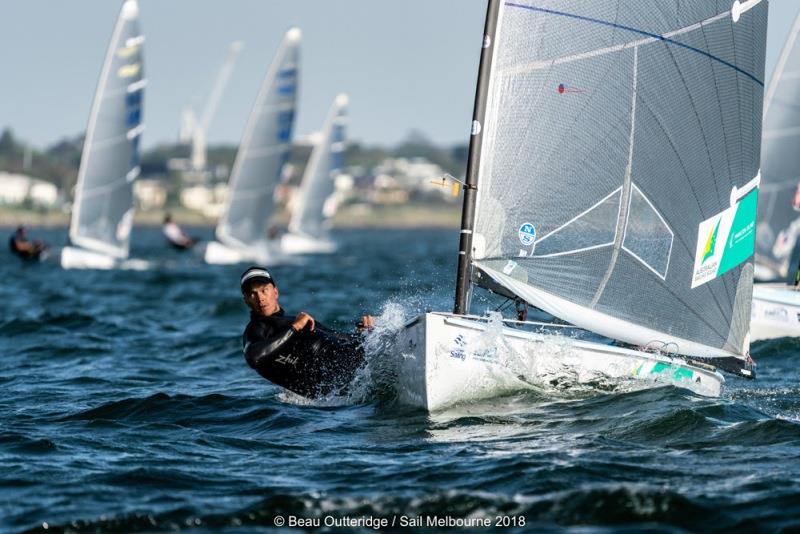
9, 226, 47, 261
240, 266, 375, 398
163, 214, 198, 250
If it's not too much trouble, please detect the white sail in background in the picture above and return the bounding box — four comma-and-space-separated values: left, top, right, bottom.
756, 9, 800, 280
288, 94, 348, 239
469, 0, 767, 360
69, 0, 145, 259
216, 28, 300, 250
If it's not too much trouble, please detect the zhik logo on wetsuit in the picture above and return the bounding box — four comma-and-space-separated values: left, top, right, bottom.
276, 354, 299, 366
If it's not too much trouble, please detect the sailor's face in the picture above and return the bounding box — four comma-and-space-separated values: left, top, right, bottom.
244, 281, 279, 316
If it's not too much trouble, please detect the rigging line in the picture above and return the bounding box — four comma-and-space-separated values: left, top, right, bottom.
504, 2, 764, 87
494, 298, 514, 313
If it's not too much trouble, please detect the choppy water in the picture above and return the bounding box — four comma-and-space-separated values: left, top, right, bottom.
2, 227, 799, 533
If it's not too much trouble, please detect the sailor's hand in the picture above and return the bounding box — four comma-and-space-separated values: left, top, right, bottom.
357, 315, 375, 331
292, 312, 315, 332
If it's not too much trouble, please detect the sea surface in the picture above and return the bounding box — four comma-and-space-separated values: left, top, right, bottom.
1, 227, 799, 533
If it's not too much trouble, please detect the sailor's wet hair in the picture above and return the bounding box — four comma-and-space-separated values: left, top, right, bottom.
240, 266, 275, 292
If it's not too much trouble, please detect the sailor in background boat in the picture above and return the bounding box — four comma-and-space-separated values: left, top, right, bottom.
9, 226, 47, 261
162, 214, 197, 250
240, 266, 374, 399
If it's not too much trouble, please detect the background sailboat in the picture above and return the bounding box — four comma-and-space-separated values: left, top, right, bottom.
60, 0, 145, 270
751, 9, 800, 341
282, 93, 348, 255
396, 0, 766, 411
204, 28, 300, 265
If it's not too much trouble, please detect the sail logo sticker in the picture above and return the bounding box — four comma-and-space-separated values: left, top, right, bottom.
691, 187, 758, 288
518, 223, 536, 246
702, 220, 721, 264
557, 83, 587, 94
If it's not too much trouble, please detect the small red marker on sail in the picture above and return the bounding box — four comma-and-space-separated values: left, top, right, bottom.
557, 83, 587, 94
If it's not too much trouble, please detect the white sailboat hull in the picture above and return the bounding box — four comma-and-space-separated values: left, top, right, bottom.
396, 313, 724, 412
281, 232, 336, 255
60, 246, 117, 270
203, 240, 282, 265
750, 283, 800, 341
59, 246, 149, 271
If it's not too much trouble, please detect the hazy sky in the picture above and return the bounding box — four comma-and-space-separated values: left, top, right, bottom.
0, 0, 798, 150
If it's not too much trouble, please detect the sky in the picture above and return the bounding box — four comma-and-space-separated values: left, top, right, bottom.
0, 0, 798, 150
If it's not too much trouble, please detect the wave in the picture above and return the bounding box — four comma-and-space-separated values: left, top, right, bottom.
59, 392, 282, 427
22, 485, 800, 533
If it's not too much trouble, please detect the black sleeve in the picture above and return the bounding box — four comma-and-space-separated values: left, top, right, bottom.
243, 320, 298, 370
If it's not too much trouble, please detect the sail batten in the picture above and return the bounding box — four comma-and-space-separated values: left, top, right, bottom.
69, 0, 144, 260
470, 0, 767, 359
502, 3, 763, 85
216, 28, 300, 249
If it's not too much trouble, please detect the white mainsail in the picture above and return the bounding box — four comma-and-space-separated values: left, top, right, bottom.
755, 9, 800, 280
466, 0, 767, 361
215, 28, 300, 251
69, 0, 145, 260
288, 94, 348, 239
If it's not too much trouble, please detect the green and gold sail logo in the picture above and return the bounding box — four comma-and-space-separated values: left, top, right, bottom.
692, 179, 759, 289
702, 219, 721, 264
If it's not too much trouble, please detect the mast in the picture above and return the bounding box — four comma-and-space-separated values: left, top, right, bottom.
454, 0, 502, 315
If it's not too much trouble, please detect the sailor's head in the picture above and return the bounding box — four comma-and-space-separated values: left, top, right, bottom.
164, 213, 173, 224
241, 266, 279, 316
15, 226, 26, 237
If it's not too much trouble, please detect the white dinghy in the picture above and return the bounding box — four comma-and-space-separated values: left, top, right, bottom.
396, 0, 767, 411
60, 0, 146, 270
751, 10, 800, 341
204, 28, 300, 265
281, 94, 348, 255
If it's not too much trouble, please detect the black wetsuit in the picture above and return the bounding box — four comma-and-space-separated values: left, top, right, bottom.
9, 235, 42, 261
243, 309, 366, 398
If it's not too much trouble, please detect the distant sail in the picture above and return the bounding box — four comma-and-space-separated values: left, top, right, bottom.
69, 0, 144, 259
470, 1, 766, 359
756, 11, 800, 280
288, 94, 348, 238
216, 28, 300, 249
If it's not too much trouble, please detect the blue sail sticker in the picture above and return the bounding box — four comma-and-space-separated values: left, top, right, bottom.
518, 223, 536, 246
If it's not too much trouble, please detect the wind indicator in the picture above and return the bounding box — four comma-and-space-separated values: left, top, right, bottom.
431, 173, 469, 196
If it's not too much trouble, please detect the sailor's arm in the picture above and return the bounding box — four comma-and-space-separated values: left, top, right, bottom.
243, 313, 316, 369
14, 239, 35, 253
243, 323, 297, 369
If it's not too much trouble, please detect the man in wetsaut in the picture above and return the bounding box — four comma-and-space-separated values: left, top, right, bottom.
163, 213, 197, 250
240, 266, 375, 398
9, 226, 47, 261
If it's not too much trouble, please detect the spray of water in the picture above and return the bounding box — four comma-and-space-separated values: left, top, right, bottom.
276, 298, 418, 407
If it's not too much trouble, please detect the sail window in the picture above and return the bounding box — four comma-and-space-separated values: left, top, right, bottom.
533, 188, 621, 257
622, 184, 673, 279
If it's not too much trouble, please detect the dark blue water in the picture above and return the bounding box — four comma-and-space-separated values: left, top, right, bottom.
2, 227, 800, 533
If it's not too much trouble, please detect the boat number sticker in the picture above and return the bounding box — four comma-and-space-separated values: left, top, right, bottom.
691, 187, 758, 288
518, 223, 536, 246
